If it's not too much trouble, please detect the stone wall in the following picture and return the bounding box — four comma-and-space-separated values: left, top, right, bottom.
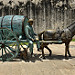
0, 0, 75, 33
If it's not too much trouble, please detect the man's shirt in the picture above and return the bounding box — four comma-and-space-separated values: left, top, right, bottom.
25, 24, 36, 40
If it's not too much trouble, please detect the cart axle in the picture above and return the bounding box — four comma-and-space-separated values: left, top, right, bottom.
1, 44, 5, 48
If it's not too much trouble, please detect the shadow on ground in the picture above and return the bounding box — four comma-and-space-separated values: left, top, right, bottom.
8, 54, 75, 63
1, 53, 75, 62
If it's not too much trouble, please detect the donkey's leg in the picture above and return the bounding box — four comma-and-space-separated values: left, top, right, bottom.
67, 43, 71, 57
68, 49, 71, 57
40, 44, 45, 59
45, 46, 52, 56
65, 44, 68, 57
41, 48, 45, 59
65, 42, 71, 57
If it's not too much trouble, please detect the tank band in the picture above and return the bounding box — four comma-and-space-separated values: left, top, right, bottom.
22, 16, 26, 35
11, 15, 15, 31
1, 16, 5, 27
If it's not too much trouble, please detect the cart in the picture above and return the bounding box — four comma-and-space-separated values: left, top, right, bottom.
0, 15, 29, 61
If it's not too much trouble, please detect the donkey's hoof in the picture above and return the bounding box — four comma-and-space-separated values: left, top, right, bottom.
65, 55, 67, 57
49, 54, 51, 56
49, 51, 52, 56
69, 55, 71, 57
42, 57, 45, 59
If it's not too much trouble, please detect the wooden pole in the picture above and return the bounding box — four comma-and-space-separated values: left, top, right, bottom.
62, 0, 64, 28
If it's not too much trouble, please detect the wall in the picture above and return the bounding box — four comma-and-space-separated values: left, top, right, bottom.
0, 0, 75, 33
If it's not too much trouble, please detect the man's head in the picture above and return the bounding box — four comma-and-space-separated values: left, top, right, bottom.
28, 19, 33, 26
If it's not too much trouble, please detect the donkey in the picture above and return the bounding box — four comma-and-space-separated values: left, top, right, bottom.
38, 22, 75, 59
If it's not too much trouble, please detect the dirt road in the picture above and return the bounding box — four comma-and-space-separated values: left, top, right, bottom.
0, 42, 75, 75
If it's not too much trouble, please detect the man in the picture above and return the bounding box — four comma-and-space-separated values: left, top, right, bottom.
25, 19, 40, 57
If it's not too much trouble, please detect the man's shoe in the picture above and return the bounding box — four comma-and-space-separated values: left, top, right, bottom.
37, 48, 40, 51
31, 54, 35, 57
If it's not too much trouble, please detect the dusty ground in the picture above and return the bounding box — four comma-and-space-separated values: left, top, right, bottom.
0, 42, 75, 75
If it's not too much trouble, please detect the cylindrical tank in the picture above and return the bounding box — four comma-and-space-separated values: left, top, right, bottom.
0, 15, 28, 36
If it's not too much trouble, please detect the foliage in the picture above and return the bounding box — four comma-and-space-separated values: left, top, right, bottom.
72, 39, 75, 41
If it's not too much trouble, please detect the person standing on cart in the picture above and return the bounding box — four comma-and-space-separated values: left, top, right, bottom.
25, 19, 40, 57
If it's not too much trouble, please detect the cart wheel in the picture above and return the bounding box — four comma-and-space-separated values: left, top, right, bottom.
0, 28, 19, 61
